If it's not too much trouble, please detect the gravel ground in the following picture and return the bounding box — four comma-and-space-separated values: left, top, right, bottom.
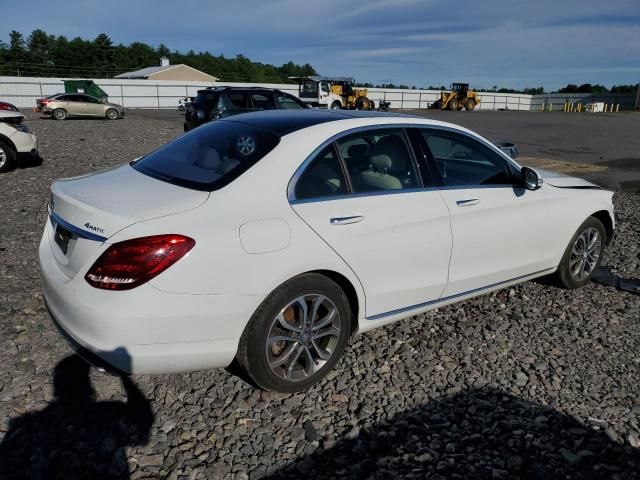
1, 111, 639, 479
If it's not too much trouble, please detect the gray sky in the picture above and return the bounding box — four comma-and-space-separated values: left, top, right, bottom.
3, 0, 639, 89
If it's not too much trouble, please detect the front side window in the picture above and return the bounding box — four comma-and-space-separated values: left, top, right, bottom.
84, 96, 101, 104
276, 93, 305, 109
337, 129, 420, 193
421, 130, 513, 186
295, 146, 347, 200
132, 120, 280, 191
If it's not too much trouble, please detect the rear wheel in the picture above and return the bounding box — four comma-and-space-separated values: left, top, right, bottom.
53, 108, 67, 120
465, 98, 477, 111
448, 98, 459, 110
0, 140, 17, 172
555, 217, 606, 289
105, 108, 119, 120
236, 273, 352, 392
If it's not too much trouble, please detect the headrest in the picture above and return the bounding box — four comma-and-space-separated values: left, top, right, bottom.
348, 143, 369, 159
371, 154, 392, 171
195, 148, 222, 171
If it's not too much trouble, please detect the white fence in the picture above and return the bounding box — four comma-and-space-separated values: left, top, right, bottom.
0, 76, 532, 111
529, 92, 635, 111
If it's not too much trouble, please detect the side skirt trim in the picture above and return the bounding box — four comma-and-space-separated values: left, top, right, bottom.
366, 268, 554, 321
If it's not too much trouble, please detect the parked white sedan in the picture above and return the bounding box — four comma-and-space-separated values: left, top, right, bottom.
39, 110, 614, 392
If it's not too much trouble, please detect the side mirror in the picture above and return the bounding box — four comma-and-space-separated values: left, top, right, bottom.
520, 166, 543, 190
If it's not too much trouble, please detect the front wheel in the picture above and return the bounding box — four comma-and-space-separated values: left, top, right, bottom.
236, 273, 352, 392
330, 101, 342, 110
105, 108, 119, 120
555, 217, 606, 289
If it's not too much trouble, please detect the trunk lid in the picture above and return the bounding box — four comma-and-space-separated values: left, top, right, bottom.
47, 164, 209, 278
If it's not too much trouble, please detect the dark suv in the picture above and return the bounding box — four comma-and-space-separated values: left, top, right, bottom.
183, 86, 308, 131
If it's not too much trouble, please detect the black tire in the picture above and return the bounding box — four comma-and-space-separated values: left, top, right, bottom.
236, 273, 352, 392
555, 216, 606, 289
330, 101, 342, 110
52, 108, 67, 120
0, 140, 18, 173
448, 98, 459, 111
465, 98, 477, 111
105, 108, 119, 120
355, 96, 371, 110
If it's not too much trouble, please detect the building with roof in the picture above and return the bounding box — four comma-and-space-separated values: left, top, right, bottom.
115, 57, 218, 82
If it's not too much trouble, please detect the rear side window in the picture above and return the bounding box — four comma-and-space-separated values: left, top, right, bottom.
227, 93, 248, 108
295, 146, 347, 200
250, 93, 275, 110
132, 120, 280, 191
337, 129, 420, 193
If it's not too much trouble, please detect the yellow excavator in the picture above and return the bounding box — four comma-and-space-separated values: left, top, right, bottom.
436, 83, 480, 111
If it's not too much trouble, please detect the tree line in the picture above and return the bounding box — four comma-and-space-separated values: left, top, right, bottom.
0, 30, 317, 83
0, 29, 637, 94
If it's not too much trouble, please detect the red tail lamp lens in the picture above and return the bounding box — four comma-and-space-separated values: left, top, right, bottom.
85, 234, 195, 290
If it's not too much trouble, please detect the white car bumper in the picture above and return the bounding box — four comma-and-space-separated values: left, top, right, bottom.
11, 130, 38, 154
39, 229, 258, 374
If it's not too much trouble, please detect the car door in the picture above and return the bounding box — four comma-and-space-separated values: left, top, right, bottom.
416, 128, 550, 297
290, 127, 452, 319
65, 94, 92, 116
82, 95, 105, 116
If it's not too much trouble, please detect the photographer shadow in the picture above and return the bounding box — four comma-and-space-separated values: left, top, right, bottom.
0, 352, 153, 480
267, 388, 640, 479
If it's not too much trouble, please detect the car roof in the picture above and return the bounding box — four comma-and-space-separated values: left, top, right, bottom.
218, 109, 417, 136
196, 86, 286, 94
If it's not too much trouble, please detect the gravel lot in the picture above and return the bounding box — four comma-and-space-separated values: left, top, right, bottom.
1, 110, 639, 479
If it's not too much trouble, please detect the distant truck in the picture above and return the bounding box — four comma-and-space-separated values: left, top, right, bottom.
290, 76, 374, 110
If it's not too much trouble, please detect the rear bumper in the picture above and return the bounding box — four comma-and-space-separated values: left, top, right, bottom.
39, 229, 258, 374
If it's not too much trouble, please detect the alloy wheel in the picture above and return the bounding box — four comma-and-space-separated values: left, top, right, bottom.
569, 227, 601, 281
265, 294, 342, 382
0, 147, 6, 169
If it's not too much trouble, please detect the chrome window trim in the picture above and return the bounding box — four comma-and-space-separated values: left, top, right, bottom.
287, 123, 522, 204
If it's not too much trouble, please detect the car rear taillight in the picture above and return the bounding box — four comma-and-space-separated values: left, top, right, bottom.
85, 234, 195, 290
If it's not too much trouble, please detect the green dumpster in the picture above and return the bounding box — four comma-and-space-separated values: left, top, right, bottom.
64, 80, 108, 101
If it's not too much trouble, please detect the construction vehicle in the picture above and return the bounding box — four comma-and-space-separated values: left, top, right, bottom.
432, 83, 480, 111
290, 76, 374, 110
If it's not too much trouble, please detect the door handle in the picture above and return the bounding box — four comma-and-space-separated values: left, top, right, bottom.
330, 215, 364, 225
456, 198, 480, 207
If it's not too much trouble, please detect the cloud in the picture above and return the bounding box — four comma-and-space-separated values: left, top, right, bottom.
2, 0, 638, 89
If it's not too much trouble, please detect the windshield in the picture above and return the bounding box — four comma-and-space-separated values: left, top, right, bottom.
132, 120, 280, 191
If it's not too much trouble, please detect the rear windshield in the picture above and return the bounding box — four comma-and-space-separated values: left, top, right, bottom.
194, 91, 217, 104
132, 120, 280, 191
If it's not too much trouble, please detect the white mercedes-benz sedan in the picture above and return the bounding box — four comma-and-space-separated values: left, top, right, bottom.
40, 110, 615, 392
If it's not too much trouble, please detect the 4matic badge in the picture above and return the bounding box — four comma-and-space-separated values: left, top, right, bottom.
84, 222, 105, 234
